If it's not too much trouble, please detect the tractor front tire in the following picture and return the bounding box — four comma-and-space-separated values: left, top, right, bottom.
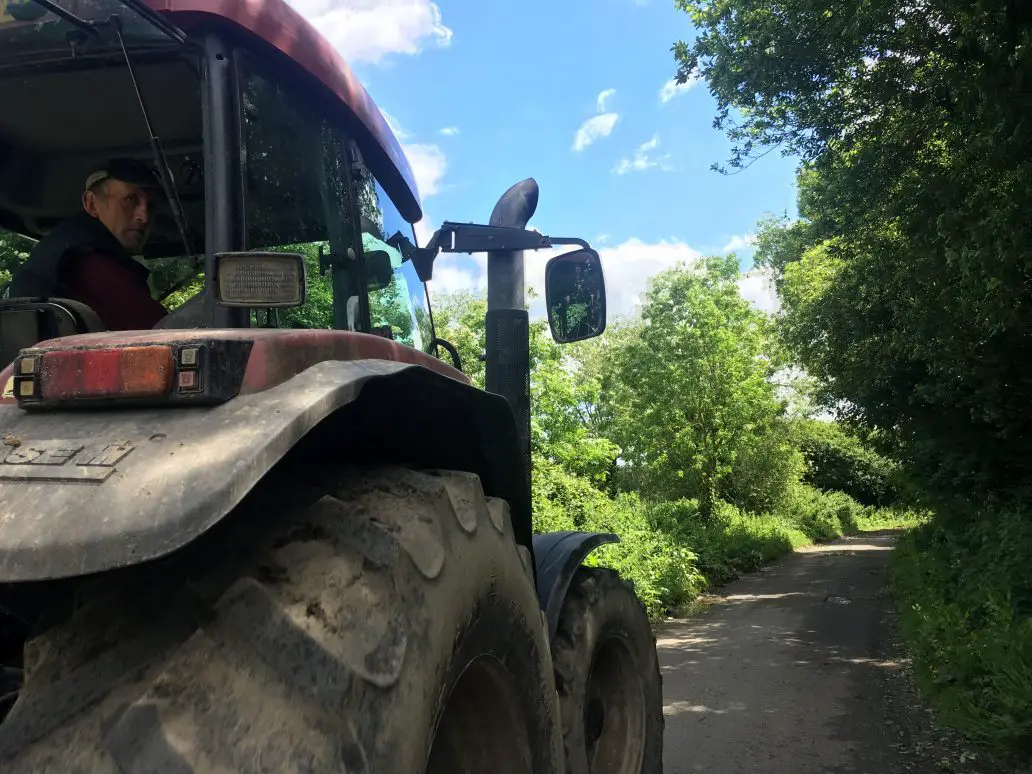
0, 467, 564, 774
552, 567, 664, 774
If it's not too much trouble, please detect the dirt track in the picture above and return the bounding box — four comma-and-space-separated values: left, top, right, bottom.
657, 531, 938, 774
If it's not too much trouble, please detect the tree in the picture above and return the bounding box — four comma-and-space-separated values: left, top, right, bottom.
369, 275, 415, 345
430, 289, 620, 485
794, 418, 898, 506
677, 0, 1032, 501
603, 256, 798, 516
530, 335, 620, 487
429, 291, 488, 388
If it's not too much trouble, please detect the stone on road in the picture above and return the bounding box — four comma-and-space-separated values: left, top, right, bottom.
659, 531, 909, 774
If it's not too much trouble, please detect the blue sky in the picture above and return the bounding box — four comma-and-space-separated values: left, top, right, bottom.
285, 0, 800, 318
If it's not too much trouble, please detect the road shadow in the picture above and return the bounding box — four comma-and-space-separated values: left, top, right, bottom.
656, 532, 922, 774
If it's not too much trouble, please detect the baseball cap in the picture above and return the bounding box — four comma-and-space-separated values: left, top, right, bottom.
84, 157, 163, 193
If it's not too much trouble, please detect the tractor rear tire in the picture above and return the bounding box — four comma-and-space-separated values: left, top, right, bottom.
0, 467, 564, 773
551, 567, 664, 774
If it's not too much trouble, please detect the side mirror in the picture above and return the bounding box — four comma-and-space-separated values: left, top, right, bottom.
365, 250, 395, 291
544, 248, 607, 343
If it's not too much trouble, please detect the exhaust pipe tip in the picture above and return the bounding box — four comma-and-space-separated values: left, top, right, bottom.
490, 178, 539, 230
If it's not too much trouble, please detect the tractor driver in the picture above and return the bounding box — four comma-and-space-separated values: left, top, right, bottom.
8, 158, 169, 331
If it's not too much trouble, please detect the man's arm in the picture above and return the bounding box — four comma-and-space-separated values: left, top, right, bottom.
63, 251, 167, 331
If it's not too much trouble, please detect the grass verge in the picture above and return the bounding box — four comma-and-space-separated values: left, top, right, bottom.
533, 457, 908, 620
890, 504, 1032, 761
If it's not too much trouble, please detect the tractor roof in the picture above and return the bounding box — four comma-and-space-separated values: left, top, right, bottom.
145, 0, 421, 223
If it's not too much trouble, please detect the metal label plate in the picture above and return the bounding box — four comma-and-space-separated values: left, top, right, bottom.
0, 439, 134, 483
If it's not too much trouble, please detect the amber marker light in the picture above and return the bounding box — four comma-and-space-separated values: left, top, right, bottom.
25, 346, 175, 402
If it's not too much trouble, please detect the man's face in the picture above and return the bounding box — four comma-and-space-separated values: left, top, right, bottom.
83, 178, 152, 252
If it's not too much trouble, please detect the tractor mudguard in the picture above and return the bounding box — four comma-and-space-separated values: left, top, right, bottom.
532, 530, 619, 641
0, 338, 530, 583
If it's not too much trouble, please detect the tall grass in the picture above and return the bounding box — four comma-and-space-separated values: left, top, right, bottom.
891, 504, 1032, 757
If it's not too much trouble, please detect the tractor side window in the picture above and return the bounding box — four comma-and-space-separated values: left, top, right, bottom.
238, 53, 358, 330
357, 175, 432, 350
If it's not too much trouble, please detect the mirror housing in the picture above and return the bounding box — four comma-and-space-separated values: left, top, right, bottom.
365, 250, 395, 291
544, 248, 606, 343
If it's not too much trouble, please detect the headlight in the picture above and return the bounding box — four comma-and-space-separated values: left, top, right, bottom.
214, 251, 306, 307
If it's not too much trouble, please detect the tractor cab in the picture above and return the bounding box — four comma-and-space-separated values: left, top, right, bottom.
0, 0, 608, 409
0, 0, 436, 370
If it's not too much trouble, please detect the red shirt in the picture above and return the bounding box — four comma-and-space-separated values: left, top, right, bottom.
63, 251, 167, 331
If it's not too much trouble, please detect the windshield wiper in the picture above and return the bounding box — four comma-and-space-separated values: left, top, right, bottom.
112, 17, 194, 261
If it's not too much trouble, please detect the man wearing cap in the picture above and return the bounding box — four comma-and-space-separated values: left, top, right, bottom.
8, 158, 168, 330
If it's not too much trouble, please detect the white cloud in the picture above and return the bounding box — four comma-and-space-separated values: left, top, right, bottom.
382, 111, 448, 200
572, 87, 621, 151
597, 239, 703, 319
737, 268, 780, 314
659, 74, 702, 103
613, 135, 673, 175
381, 110, 408, 140
520, 237, 702, 321
413, 214, 436, 247
438, 126, 460, 136
430, 263, 485, 295
573, 113, 619, 151
722, 233, 757, 253
382, 113, 444, 248
404, 143, 447, 198
285, 0, 453, 64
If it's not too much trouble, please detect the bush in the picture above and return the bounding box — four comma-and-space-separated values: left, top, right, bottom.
892, 503, 1032, 757
645, 499, 805, 588
777, 480, 865, 541
854, 506, 927, 532
532, 456, 704, 618
533, 460, 878, 620
796, 419, 899, 506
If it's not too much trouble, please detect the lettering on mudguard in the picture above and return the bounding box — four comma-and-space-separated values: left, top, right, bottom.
0, 440, 134, 482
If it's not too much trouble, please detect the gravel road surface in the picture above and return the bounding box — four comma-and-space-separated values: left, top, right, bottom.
657, 531, 938, 774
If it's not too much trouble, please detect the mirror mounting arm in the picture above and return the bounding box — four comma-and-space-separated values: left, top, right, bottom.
546, 237, 590, 250
388, 223, 588, 285
386, 231, 437, 282
436, 222, 552, 254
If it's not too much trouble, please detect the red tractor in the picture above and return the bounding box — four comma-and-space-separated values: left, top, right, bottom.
0, 0, 663, 770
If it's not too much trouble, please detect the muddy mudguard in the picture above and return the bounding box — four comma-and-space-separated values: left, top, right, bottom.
532, 530, 619, 641
0, 358, 529, 582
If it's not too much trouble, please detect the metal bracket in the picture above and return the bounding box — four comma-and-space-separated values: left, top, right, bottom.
347, 141, 368, 183
386, 223, 589, 284
318, 245, 356, 276
434, 222, 554, 254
